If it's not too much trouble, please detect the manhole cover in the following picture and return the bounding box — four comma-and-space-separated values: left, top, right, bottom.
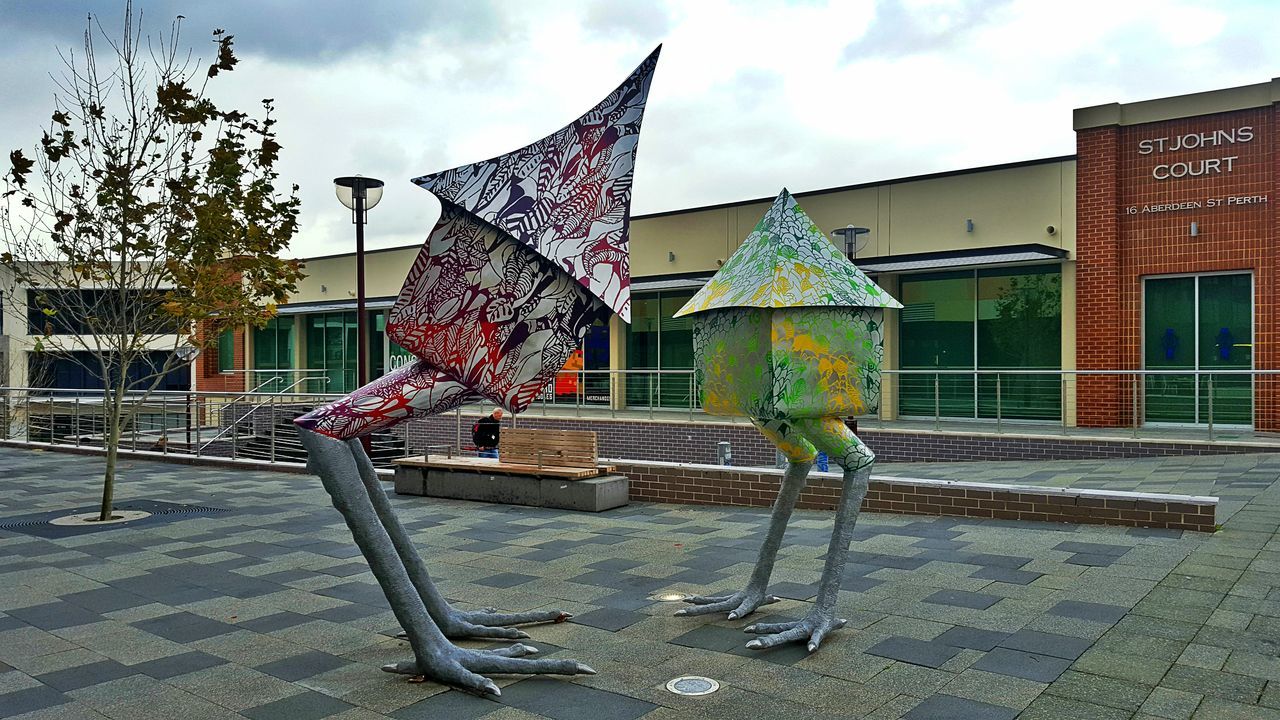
650, 591, 690, 602
665, 676, 720, 696
50, 510, 151, 526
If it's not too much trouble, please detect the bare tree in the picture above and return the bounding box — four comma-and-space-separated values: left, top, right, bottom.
1, 3, 304, 520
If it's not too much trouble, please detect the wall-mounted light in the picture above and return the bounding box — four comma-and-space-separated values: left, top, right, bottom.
1046, 225, 1056, 236
965, 219, 974, 233
668, 251, 676, 262
1190, 222, 1199, 237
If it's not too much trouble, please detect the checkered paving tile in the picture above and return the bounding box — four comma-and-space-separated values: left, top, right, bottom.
0, 448, 1273, 719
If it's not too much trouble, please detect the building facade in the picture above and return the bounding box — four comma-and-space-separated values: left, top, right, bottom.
199, 78, 1278, 432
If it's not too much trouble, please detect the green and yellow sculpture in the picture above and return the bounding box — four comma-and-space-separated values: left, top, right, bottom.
674, 189, 901, 652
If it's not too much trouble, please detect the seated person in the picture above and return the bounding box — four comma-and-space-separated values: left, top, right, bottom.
472, 408, 503, 458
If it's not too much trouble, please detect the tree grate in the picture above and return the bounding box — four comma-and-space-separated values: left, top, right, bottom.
0, 499, 230, 538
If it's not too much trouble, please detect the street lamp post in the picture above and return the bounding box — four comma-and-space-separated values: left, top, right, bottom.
831, 224, 871, 261
333, 176, 384, 389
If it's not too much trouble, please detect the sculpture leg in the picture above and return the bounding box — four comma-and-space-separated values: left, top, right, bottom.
745, 417, 874, 652
299, 428, 594, 695
678, 419, 816, 620
345, 438, 571, 639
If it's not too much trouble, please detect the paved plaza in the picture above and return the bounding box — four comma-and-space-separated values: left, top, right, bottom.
0, 449, 1278, 719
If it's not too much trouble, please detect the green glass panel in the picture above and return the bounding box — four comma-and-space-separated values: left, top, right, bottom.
1144, 277, 1196, 423
324, 313, 344, 368
626, 294, 659, 406
899, 271, 975, 417
976, 266, 1062, 420
1199, 274, 1251, 425
217, 329, 234, 373
659, 292, 695, 408
344, 312, 358, 392
306, 314, 324, 390
370, 311, 385, 378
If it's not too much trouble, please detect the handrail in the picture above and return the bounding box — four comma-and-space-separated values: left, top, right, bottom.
195, 375, 285, 451
195, 372, 333, 451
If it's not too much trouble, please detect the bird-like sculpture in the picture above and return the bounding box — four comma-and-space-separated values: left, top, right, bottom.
673, 189, 901, 652
293, 46, 660, 694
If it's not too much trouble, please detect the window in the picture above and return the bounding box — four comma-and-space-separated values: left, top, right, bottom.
217, 329, 234, 373
27, 289, 181, 335
29, 351, 190, 392
252, 317, 294, 391
1144, 273, 1252, 425
899, 266, 1062, 420
305, 311, 358, 393
625, 290, 695, 407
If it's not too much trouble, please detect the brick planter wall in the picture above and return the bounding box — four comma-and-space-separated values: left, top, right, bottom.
398, 411, 1276, 465
615, 459, 1217, 532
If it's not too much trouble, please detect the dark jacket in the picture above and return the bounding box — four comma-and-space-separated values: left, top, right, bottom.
472, 414, 501, 449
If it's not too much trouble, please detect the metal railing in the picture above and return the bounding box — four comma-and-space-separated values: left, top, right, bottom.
0, 368, 1272, 472
197, 373, 329, 452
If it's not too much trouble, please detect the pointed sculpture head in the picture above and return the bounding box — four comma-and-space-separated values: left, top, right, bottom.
386, 47, 660, 413
676, 190, 902, 420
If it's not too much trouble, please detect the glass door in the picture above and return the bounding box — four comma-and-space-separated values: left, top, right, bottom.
1143, 273, 1252, 425
1199, 274, 1252, 425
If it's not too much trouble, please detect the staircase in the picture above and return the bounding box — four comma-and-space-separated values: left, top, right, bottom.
236, 411, 407, 468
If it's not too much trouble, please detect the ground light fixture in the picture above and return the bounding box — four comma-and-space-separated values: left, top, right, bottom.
651, 591, 691, 602
333, 175, 385, 388
666, 676, 721, 696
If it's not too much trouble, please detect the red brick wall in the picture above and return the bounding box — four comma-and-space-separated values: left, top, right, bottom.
194, 320, 245, 393
1076, 107, 1277, 429
615, 461, 1215, 532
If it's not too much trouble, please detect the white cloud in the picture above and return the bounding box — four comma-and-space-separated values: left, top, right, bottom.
0, 0, 1275, 260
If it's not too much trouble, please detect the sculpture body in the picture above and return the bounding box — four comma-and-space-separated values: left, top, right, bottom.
674, 189, 901, 652
293, 47, 660, 694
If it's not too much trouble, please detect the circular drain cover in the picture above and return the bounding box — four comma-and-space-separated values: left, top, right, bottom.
650, 591, 690, 602
665, 676, 720, 696
50, 510, 151, 526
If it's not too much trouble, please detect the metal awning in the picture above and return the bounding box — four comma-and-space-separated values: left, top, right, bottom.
855, 243, 1068, 274
631, 275, 713, 292
274, 298, 396, 315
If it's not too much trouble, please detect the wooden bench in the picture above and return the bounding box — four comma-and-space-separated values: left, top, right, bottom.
392, 429, 627, 512
396, 429, 613, 479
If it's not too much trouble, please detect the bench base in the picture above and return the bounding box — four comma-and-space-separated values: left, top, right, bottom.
393, 466, 629, 512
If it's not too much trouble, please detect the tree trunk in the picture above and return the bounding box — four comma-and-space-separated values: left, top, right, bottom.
98, 389, 124, 521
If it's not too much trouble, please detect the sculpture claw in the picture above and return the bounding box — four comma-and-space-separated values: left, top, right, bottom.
676, 589, 776, 619
743, 614, 847, 652
380, 647, 594, 693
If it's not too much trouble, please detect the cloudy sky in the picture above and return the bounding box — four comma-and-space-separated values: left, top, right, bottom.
0, 0, 1275, 258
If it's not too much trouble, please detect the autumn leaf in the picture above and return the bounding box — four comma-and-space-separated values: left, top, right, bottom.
8, 149, 33, 188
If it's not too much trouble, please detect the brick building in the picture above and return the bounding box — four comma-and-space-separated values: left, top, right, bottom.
1075, 82, 1276, 430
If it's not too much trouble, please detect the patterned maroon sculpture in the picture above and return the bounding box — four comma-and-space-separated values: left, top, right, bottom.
293, 47, 660, 694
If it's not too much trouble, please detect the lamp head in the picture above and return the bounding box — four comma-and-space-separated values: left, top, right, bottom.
333, 176, 385, 211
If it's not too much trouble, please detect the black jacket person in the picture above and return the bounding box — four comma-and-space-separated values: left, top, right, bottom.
472, 409, 503, 458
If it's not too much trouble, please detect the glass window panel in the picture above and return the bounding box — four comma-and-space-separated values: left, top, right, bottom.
370, 311, 386, 378
1144, 277, 1196, 423
626, 294, 660, 406
344, 312, 358, 392
325, 313, 344, 367
659, 292, 695, 408
976, 266, 1062, 420
899, 271, 975, 418
1199, 274, 1252, 425
582, 319, 611, 405
217, 329, 234, 373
